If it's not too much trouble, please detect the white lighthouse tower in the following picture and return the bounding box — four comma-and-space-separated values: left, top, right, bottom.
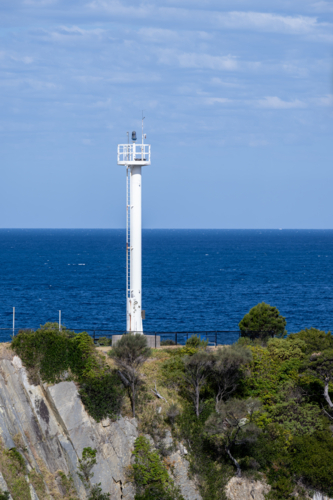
117, 122, 151, 333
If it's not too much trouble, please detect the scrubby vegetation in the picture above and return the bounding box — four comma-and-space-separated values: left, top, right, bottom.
110, 332, 152, 417
11, 323, 123, 422
129, 436, 184, 500
128, 326, 333, 499
8, 313, 333, 500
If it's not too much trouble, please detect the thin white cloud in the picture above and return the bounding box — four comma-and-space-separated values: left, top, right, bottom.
137, 27, 212, 43
49, 26, 105, 41
210, 77, 242, 88
311, 1, 333, 12
158, 49, 238, 71
214, 11, 319, 34
205, 97, 233, 105
93, 97, 112, 108
257, 96, 307, 109
88, 0, 149, 18
88, 2, 332, 37
312, 94, 333, 106
23, 0, 57, 4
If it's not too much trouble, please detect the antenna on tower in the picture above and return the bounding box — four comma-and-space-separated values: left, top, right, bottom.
142, 111, 145, 144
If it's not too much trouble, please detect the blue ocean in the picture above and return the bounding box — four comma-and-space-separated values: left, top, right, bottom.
0, 229, 333, 344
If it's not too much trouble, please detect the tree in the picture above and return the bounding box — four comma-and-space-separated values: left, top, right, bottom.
110, 333, 151, 417
210, 345, 252, 410
183, 351, 212, 417
78, 447, 97, 489
205, 398, 262, 477
239, 302, 287, 339
77, 447, 110, 500
304, 350, 333, 420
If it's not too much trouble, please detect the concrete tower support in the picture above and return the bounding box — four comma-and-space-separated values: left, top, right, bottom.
129, 165, 143, 332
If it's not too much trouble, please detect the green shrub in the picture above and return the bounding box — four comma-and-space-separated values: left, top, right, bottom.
290, 431, 333, 495
289, 328, 333, 355
11, 323, 98, 384
185, 335, 208, 349
267, 337, 306, 361
79, 373, 123, 422
132, 436, 184, 500
88, 484, 110, 500
0, 492, 10, 500
161, 340, 176, 346
132, 436, 169, 489
97, 337, 112, 346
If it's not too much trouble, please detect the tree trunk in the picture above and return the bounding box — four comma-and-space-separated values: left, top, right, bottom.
226, 447, 242, 478
196, 383, 200, 418
324, 379, 333, 409
215, 391, 222, 412
132, 381, 136, 418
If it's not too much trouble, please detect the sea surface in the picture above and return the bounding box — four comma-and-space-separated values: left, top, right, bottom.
0, 229, 333, 344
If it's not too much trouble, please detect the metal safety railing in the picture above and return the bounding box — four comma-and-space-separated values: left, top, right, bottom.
0, 327, 274, 347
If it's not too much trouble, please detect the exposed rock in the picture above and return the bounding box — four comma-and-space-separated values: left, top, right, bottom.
169, 451, 202, 500
161, 430, 173, 448
0, 470, 13, 499
226, 476, 270, 500
0, 352, 139, 499
312, 492, 333, 500
0, 348, 202, 500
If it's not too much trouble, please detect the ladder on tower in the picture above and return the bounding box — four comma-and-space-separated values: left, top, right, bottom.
126, 166, 131, 300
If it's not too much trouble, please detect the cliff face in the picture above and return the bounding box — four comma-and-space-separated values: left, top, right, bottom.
0, 346, 201, 500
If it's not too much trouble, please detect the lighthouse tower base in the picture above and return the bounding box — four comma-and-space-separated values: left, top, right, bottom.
112, 334, 161, 349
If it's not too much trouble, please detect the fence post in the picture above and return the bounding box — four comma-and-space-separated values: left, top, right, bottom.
187, 332, 188, 342
176, 332, 177, 346
215, 331, 217, 346
93, 331, 96, 343
155, 332, 156, 348
13, 307, 15, 336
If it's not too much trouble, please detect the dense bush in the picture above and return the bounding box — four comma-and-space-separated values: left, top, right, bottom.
11, 323, 122, 422
131, 436, 184, 500
79, 373, 123, 422
11, 323, 97, 384
289, 328, 333, 354
290, 431, 333, 495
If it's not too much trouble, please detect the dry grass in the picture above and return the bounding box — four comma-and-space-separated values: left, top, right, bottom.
0, 441, 31, 500
99, 346, 184, 428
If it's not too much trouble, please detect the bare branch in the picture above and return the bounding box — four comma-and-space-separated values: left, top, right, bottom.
151, 382, 168, 403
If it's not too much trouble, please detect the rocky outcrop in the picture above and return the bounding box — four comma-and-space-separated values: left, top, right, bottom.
169, 450, 201, 500
0, 347, 202, 500
0, 349, 138, 499
226, 476, 270, 500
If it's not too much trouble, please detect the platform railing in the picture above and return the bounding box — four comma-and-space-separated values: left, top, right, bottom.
117, 144, 151, 164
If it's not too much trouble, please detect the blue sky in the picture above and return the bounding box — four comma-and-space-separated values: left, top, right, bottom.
1, 0, 332, 228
